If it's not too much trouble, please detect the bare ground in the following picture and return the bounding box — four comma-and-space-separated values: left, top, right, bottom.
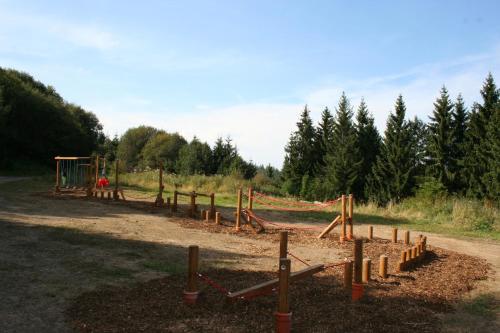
0, 181, 498, 332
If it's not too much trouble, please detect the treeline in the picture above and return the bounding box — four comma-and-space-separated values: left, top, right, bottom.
0, 67, 105, 169
109, 126, 258, 179
282, 73, 499, 204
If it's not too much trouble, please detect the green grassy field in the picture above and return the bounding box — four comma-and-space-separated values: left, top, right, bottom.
3, 172, 499, 240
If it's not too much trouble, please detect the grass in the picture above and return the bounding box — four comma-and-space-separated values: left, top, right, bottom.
461, 294, 499, 320
142, 260, 185, 275
2, 172, 499, 240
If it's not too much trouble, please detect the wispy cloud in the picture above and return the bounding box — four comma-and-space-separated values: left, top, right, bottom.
0, 8, 120, 51
88, 46, 500, 168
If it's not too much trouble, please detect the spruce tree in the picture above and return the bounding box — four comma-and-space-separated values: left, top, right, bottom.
427, 86, 454, 191
482, 103, 500, 202
324, 93, 361, 196
368, 95, 414, 204
353, 99, 381, 201
450, 94, 468, 194
313, 107, 334, 173
464, 73, 499, 197
282, 106, 316, 195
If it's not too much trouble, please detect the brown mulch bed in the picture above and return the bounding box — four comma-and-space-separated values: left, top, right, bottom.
67, 247, 489, 333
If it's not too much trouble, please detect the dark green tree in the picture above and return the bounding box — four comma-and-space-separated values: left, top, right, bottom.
282, 106, 316, 195
141, 132, 187, 171
353, 99, 381, 201
427, 86, 454, 191
176, 137, 212, 175
482, 103, 500, 202
313, 107, 334, 173
464, 73, 499, 197
323, 93, 361, 197
116, 126, 158, 170
211, 137, 238, 175
450, 94, 468, 194
368, 95, 415, 204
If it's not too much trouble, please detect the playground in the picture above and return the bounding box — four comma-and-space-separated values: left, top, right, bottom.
0, 174, 498, 332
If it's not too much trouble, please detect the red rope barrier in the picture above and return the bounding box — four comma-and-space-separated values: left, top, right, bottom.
254, 191, 340, 208
197, 273, 230, 296
287, 251, 311, 267
252, 196, 336, 212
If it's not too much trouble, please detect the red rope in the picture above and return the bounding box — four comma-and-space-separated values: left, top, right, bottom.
287, 251, 311, 267
197, 273, 230, 295
252, 196, 336, 212
245, 210, 324, 232
254, 191, 340, 208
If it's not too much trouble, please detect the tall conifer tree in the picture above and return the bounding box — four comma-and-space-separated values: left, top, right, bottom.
324, 93, 361, 196
354, 99, 381, 201
282, 106, 316, 195
464, 73, 499, 197
427, 86, 454, 190
451, 94, 468, 193
368, 95, 414, 204
314, 107, 334, 173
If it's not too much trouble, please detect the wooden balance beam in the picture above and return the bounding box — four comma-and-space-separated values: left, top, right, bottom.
226, 264, 324, 301
317, 215, 341, 239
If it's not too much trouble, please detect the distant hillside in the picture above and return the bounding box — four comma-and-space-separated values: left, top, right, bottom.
0, 68, 104, 170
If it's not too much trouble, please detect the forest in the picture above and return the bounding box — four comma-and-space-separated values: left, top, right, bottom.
0, 67, 498, 205
282, 73, 499, 204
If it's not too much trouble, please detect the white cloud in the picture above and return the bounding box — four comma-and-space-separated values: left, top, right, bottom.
0, 8, 120, 51
88, 47, 500, 168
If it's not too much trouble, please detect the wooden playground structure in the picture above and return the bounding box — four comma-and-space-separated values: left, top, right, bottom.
182, 229, 430, 333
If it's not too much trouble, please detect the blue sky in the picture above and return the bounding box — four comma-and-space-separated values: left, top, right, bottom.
1, 1, 499, 167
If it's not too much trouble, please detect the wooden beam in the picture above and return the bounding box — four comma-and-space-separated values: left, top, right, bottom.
227, 264, 324, 301
54, 156, 92, 160
317, 215, 341, 239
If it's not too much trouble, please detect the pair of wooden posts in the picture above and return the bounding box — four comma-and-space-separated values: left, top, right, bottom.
390, 228, 412, 245
317, 194, 354, 240
342, 239, 365, 300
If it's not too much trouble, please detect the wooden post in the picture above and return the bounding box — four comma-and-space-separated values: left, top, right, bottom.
113, 159, 119, 200
189, 192, 196, 218
166, 197, 171, 209
199, 209, 205, 220
55, 160, 60, 192
173, 191, 178, 212
411, 246, 417, 260
343, 260, 353, 290
247, 187, 253, 223
406, 249, 412, 264
404, 230, 410, 245
94, 156, 99, 188
348, 194, 354, 239
276, 258, 292, 333
100, 190, 104, 199
157, 161, 164, 206
340, 195, 346, 242
362, 258, 371, 283
236, 188, 242, 231
107, 191, 111, 200
353, 239, 363, 284
368, 225, 373, 240
215, 212, 221, 225
210, 193, 215, 218
280, 231, 288, 258
379, 255, 388, 278
398, 251, 407, 271
392, 228, 398, 243
205, 210, 210, 222
184, 245, 199, 304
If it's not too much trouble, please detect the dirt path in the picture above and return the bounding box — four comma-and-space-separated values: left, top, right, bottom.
0, 190, 346, 332
0, 184, 498, 332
